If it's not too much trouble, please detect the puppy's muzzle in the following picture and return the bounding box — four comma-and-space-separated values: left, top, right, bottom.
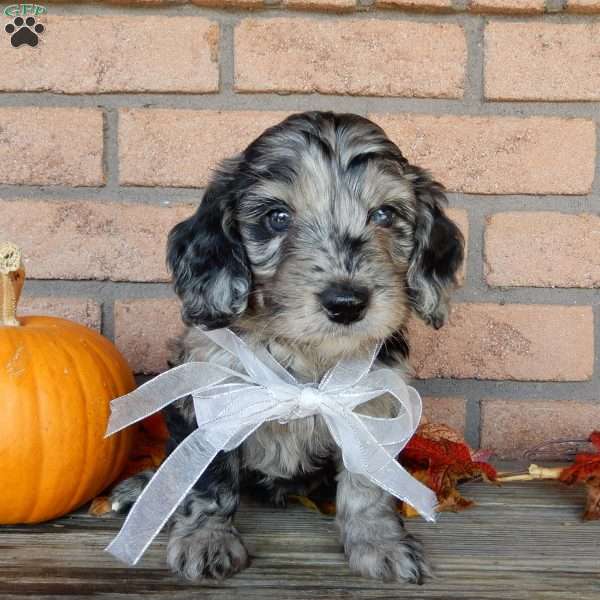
319, 283, 370, 325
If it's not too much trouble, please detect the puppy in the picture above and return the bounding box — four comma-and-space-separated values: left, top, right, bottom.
110, 111, 464, 584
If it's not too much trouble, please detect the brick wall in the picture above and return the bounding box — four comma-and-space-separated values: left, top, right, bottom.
2, 0, 598, 457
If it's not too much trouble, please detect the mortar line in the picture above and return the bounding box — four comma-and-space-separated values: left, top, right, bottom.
21, 273, 600, 301
103, 107, 119, 190
546, 0, 568, 12
0, 186, 204, 203
447, 194, 598, 213
1, 186, 598, 212
101, 297, 115, 341
218, 19, 235, 95
590, 122, 600, 198
413, 379, 600, 403
5, 92, 600, 118
452, 0, 469, 12
464, 396, 481, 448
24, 280, 176, 298
593, 305, 599, 385
461, 199, 487, 295
462, 12, 484, 105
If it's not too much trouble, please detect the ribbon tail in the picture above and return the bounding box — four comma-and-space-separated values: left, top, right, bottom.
362, 455, 438, 523
106, 428, 228, 565
324, 413, 438, 523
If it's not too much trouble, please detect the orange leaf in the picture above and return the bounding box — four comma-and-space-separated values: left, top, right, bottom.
115, 413, 169, 483
88, 496, 111, 516
290, 495, 336, 516
582, 478, 600, 521
90, 413, 170, 517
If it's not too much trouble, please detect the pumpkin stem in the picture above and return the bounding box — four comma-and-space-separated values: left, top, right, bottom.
0, 242, 25, 327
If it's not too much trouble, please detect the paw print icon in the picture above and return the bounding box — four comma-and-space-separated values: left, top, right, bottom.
5, 16, 44, 48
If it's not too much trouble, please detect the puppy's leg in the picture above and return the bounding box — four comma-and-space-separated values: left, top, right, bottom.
336, 469, 429, 584
166, 449, 249, 581
109, 469, 155, 514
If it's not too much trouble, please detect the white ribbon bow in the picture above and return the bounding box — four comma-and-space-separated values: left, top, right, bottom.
105, 328, 437, 565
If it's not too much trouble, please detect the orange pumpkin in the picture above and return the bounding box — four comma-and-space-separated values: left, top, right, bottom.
0, 242, 135, 523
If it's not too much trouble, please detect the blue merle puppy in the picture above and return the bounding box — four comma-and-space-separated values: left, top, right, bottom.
110, 111, 464, 584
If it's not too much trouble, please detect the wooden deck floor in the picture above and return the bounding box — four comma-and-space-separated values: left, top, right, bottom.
2, 468, 599, 599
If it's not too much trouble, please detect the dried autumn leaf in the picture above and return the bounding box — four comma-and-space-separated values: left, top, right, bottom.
90, 413, 170, 517
417, 422, 466, 446
398, 422, 497, 516
559, 431, 600, 521
288, 423, 495, 518
113, 413, 169, 483
289, 495, 336, 516
88, 496, 111, 517
581, 477, 600, 521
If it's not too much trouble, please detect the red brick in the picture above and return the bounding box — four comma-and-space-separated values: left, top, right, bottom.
191, 0, 265, 8
119, 110, 289, 187
485, 213, 600, 288
105, 0, 187, 3
19, 297, 101, 330
0, 17, 219, 94
408, 304, 594, 381
191, 0, 263, 5
486, 22, 600, 101
567, 0, 600, 13
1, 199, 194, 282
371, 114, 595, 195
282, 0, 355, 10
481, 399, 600, 458
422, 397, 467, 435
235, 19, 466, 98
114, 299, 184, 374
470, 0, 543, 13
375, 0, 453, 10
0, 108, 103, 186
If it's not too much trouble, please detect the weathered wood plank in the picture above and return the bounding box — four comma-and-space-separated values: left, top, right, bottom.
0, 474, 599, 599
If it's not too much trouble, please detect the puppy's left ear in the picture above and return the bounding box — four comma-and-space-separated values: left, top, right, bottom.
406, 166, 464, 329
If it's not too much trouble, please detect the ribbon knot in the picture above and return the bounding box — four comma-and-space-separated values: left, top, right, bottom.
297, 386, 322, 412
104, 328, 437, 566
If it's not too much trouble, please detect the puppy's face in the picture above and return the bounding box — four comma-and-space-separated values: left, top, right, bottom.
168, 112, 463, 359
236, 130, 417, 351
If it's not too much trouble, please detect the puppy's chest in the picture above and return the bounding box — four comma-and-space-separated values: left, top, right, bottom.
241, 416, 336, 479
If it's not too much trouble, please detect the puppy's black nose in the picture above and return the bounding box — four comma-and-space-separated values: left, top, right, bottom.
319, 284, 370, 325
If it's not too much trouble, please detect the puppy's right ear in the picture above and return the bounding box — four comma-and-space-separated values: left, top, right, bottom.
167, 173, 251, 329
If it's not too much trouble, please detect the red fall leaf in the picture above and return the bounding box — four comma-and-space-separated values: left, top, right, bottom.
398, 422, 497, 517
559, 431, 600, 521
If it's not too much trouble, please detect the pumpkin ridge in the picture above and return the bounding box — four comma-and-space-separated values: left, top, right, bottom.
25, 329, 76, 522
82, 333, 135, 488
58, 334, 91, 513
20, 332, 43, 522
81, 336, 118, 498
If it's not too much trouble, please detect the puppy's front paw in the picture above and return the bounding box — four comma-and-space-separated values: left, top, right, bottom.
167, 526, 249, 581
346, 534, 429, 584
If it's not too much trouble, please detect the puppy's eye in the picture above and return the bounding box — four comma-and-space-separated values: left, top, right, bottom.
369, 206, 397, 228
266, 209, 291, 233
